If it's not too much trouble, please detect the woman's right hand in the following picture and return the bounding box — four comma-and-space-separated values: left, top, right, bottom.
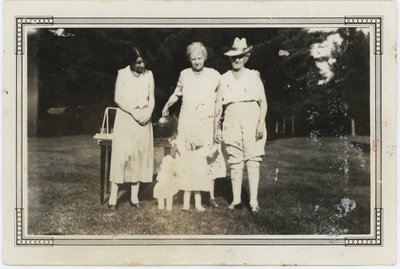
256, 122, 264, 140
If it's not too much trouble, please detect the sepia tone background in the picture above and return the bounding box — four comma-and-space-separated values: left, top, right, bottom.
26, 27, 371, 235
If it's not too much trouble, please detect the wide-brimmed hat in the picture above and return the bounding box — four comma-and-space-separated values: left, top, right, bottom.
224, 37, 253, 57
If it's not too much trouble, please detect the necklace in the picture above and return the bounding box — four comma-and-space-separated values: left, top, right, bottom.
192, 68, 203, 76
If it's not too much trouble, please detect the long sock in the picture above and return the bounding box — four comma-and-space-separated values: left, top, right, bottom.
109, 182, 119, 206
131, 183, 140, 204
183, 191, 191, 209
230, 162, 244, 205
166, 197, 173, 211
157, 198, 165, 210
246, 160, 260, 209
194, 192, 205, 211
210, 181, 215, 200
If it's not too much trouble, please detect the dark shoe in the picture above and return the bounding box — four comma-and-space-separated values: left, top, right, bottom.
130, 201, 141, 208
209, 199, 219, 208
109, 204, 117, 210
228, 203, 243, 210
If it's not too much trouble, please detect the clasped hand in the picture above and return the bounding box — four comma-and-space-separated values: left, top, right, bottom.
132, 109, 151, 126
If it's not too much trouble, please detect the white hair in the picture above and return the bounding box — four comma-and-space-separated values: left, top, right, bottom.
186, 42, 208, 60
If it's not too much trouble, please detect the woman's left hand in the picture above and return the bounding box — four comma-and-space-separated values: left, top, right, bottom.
132, 109, 150, 126
256, 122, 264, 140
139, 113, 151, 126
214, 128, 222, 143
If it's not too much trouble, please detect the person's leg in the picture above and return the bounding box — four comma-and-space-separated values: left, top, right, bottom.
229, 161, 244, 208
157, 198, 165, 210
210, 183, 215, 200
209, 181, 219, 208
166, 196, 173, 211
246, 160, 260, 210
182, 190, 191, 210
130, 182, 140, 204
240, 102, 264, 213
109, 182, 119, 206
223, 104, 245, 209
194, 191, 205, 211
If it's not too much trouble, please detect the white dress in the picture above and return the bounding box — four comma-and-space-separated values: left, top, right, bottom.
174, 67, 226, 191
109, 66, 154, 184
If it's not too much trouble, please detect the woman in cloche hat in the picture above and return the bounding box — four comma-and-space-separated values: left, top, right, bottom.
215, 37, 268, 215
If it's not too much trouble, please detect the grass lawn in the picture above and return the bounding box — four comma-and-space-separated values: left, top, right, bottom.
27, 135, 370, 235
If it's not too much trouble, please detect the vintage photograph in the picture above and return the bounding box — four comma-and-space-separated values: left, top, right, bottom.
27, 27, 371, 236
2, 0, 397, 266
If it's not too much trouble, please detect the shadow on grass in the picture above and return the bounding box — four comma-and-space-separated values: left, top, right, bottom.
28, 135, 371, 235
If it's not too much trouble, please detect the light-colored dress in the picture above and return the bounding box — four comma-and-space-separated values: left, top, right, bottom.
174, 67, 226, 191
220, 68, 267, 164
109, 66, 154, 184
153, 155, 181, 199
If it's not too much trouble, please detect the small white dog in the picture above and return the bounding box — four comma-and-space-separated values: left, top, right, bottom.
153, 140, 183, 211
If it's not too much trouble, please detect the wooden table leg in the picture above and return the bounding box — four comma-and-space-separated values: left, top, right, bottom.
104, 145, 111, 198
100, 145, 106, 204
108, 146, 112, 193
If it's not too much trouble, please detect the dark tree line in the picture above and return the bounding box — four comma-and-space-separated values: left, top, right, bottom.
27, 27, 369, 137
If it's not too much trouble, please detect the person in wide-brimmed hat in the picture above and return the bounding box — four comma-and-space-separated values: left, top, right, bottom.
215, 37, 267, 216
223, 37, 253, 57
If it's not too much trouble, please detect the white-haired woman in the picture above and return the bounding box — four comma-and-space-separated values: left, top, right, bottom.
215, 38, 267, 215
162, 42, 225, 211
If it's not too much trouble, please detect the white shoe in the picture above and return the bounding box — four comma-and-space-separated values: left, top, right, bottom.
195, 205, 206, 212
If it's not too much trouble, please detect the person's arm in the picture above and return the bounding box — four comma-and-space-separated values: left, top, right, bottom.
162, 74, 183, 116
162, 93, 179, 116
214, 81, 223, 142
256, 75, 267, 140
115, 70, 144, 123
146, 71, 155, 119
137, 71, 155, 125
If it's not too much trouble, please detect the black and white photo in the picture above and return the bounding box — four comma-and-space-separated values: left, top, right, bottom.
2, 0, 397, 266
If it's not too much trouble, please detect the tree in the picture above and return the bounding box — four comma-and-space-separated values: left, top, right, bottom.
327, 28, 370, 135
248, 29, 327, 136
29, 27, 348, 136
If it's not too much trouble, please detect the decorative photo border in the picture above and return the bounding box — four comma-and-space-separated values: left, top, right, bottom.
14, 16, 382, 247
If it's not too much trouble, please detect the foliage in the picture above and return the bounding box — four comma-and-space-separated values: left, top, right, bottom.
28, 28, 369, 136
327, 28, 370, 135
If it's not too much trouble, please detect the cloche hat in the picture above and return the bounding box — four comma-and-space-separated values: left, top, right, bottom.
224, 37, 253, 56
